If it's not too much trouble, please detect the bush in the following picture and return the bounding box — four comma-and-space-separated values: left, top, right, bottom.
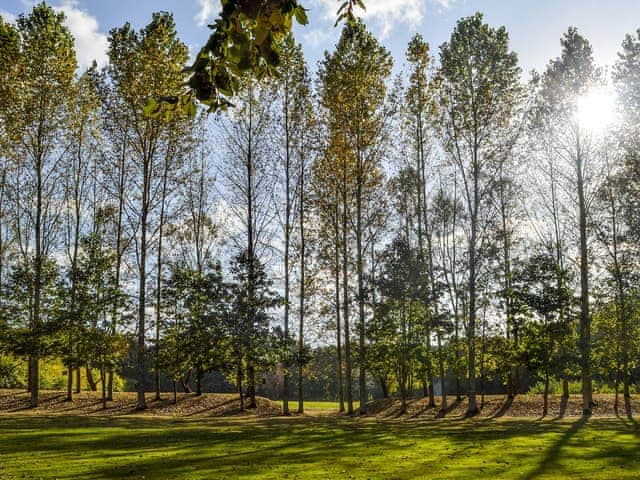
0, 355, 27, 388
0, 356, 126, 391
529, 378, 634, 395
528, 379, 582, 395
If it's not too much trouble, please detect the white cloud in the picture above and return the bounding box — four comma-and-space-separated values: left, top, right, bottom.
0, 9, 17, 23
195, 0, 218, 27
55, 0, 108, 70
303, 27, 339, 49
314, 0, 424, 38
311, 0, 454, 38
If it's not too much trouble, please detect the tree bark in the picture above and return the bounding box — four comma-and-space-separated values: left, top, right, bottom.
576, 134, 592, 416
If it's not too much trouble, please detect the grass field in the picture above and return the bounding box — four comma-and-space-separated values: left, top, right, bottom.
1, 414, 639, 479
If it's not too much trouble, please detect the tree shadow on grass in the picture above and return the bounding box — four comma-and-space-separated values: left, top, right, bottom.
521, 416, 588, 480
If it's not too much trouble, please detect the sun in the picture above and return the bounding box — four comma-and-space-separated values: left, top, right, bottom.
575, 87, 617, 132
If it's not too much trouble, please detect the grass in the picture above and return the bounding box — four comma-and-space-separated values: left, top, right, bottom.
0, 414, 639, 479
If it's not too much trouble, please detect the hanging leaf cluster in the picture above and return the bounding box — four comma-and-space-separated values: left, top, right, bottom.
146, 0, 367, 116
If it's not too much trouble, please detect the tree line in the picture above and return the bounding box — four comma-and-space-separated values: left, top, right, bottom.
1, 4, 640, 418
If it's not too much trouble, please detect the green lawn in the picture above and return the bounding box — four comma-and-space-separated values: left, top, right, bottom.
0, 414, 638, 479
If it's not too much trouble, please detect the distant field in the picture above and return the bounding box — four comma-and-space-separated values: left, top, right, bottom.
0, 414, 638, 479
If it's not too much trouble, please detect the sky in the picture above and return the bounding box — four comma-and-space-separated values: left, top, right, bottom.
1, 0, 640, 77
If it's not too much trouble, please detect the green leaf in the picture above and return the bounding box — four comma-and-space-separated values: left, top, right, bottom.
293, 7, 309, 26
143, 98, 158, 117
185, 100, 197, 118
255, 25, 269, 45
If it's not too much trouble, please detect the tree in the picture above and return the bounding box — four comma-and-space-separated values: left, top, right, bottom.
157, 0, 367, 113
162, 260, 230, 399
533, 28, 602, 415
273, 35, 310, 414
433, 13, 521, 415
218, 78, 277, 409
65, 232, 128, 409
433, 184, 467, 402
375, 236, 426, 413
614, 27, 640, 417
318, 20, 392, 415
61, 66, 102, 399
0, 4, 77, 407
228, 251, 280, 409
514, 252, 573, 416
106, 12, 190, 410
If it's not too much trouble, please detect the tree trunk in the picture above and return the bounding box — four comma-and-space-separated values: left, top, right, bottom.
342, 161, 353, 415
379, 377, 389, 399
237, 364, 244, 410
108, 141, 127, 402
101, 362, 107, 410
180, 375, 191, 394
196, 367, 203, 396
246, 364, 257, 409
427, 336, 436, 408
356, 177, 367, 415
543, 369, 550, 417
75, 367, 81, 394
282, 85, 292, 416
437, 331, 447, 414
135, 134, 155, 411
334, 216, 344, 413
86, 365, 97, 391
576, 137, 592, 416
66, 366, 73, 402
154, 154, 170, 403
297, 153, 306, 415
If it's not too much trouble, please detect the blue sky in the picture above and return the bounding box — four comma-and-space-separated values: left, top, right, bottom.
1, 0, 640, 77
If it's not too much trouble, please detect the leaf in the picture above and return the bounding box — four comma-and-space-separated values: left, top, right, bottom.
143, 98, 158, 117
255, 25, 269, 45
185, 100, 197, 118
293, 7, 309, 26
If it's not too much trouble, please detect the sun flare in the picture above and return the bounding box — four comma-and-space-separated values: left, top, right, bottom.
575, 87, 617, 131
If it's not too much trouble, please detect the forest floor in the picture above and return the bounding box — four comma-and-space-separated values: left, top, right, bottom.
2, 389, 638, 418
0, 412, 639, 479
0, 389, 281, 417
367, 393, 640, 418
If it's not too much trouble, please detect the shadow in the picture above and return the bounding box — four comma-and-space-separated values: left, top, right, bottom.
183, 398, 238, 417
522, 416, 588, 480
487, 396, 514, 419
558, 395, 569, 418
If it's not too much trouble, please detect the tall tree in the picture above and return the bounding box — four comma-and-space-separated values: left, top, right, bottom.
0, 4, 77, 407
62, 66, 102, 400
533, 28, 601, 415
433, 13, 521, 415
218, 79, 276, 409
274, 35, 310, 414
107, 12, 190, 410
318, 20, 392, 414
614, 28, 640, 417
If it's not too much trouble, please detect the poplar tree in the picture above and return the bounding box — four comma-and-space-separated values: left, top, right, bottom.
614, 28, 640, 417
107, 12, 190, 410
218, 79, 276, 409
274, 35, 310, 414
533, 28, 601, 415
434, 13, 521, 415
0, 4, 77, 407
318, 20, 392, 414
